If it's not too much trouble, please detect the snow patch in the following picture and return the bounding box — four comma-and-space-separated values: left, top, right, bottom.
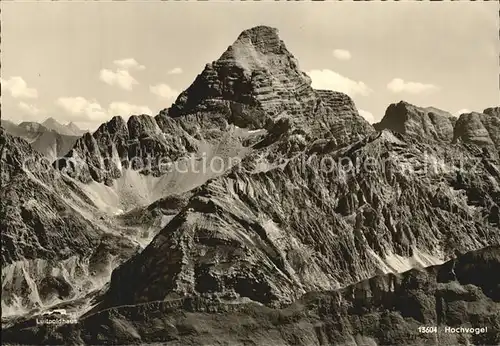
369, 247, 444, 274
247, 129, 266, 134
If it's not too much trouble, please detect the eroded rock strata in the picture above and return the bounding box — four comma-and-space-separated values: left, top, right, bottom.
3, 246, 499, 345
2, 25, 499, 345
1, 129, 140, 315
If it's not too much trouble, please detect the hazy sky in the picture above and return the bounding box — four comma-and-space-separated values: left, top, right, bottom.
1, 1, 498, 129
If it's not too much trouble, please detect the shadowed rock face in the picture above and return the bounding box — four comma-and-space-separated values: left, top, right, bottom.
374, 101, 457, 142
55, 25, 373, 190
453, 110, 500, 152
2, 25, 500, 344
1, 129, 139, 313
4, 246, 499, 346
483, 107, 500, 118
170, 26, 317, 121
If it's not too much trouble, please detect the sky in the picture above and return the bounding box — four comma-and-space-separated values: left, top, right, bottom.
1, 1, 498, 130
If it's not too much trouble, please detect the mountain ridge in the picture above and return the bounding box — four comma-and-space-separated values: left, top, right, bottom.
4, 246, 499, 345
42, 117, 86, 136
2, 25, 499, 345
0, 128, 147, 317
1, 119, 81, 161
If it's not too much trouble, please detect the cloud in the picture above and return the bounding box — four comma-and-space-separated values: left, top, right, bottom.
150, 83, 179, 100
387, 78, 439, 94
18, 102, 44, 116
108, 102, 152, 117
1, 76, 38, 98
454, 108, 471, 117
332, 49, 351, 61
99, 69, 138, 91
56, 97, 109, 122
307, 69, 372, 97
167, 67, 183, 75
358, 109, 375, 124
56, 97, 152, 122
113, 58, 145, 70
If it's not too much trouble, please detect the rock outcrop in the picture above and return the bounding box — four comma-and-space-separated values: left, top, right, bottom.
170, 26, 316, 121
2, 25, 499, 346
453, 109, 500, 152
374, 101, 457, 142
483, 106, 500, 118
0, 129, 139, 315
4, 246, 499, 346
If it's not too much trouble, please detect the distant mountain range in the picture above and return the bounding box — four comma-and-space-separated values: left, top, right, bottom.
1, 118, 86, 161
41, 117, 87, 137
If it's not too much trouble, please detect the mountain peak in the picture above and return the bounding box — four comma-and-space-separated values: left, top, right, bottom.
483, 107, 500, 118
169, 25, 314, 120
453, 107, 500, 150
67, 121, 81, 132
41, 117, 86, 136
237, 25, 279, 39
217, 26, 289, 76
230, 26, 282, 56
95, 115, 127, 134
43, 117, 60, 125
374, 101, 456, 142
18, 121, 49, 133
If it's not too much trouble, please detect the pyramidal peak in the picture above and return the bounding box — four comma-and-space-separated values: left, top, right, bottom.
67, 121, 82, 131
219, 26, 292, 74
42, 117, 61, 126
170, 25, 315, 119
4, 22, 500, 346
55, 25, 373, 190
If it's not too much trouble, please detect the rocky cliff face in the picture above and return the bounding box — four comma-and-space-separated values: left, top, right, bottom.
56, 26, 372, 210
374, 101, 457, 142
453, 108, 500, 153
2, 25, 499, 344
168, 26, 373, 144
100, 126, 499, 309
76, 24, 499, 329
170, 26, 316, 121
0, 129, 140, 316
373, 103, 500, 157
32, 24, 500, 313
4, 246, 499, 346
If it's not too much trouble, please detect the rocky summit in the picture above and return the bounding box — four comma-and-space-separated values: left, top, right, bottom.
170, 26, 316, 120
0, 128, 145, 319
1, 25, 499, 345
453, 108, 500, 153
42, 117, 86, 137
374, 101, 457, 143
